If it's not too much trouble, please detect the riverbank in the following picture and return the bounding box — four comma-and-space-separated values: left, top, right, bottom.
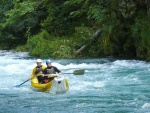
1, 1, 150, 61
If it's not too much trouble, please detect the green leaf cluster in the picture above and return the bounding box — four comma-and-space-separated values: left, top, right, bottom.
27, 30, 75, 58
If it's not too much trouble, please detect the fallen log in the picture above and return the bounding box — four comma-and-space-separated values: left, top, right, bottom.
76, 29, 102, 54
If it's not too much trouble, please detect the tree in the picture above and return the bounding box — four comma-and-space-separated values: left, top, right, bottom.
0, 0, 47, 49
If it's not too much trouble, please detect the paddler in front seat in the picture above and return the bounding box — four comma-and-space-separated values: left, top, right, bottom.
42, 59, 62, 83
29, 59, 46, 83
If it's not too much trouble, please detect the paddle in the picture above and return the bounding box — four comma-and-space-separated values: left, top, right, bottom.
14, 79, 30, 88
43, 70, 85, 76
63, 69, 85, 75
45, 74, 57, 78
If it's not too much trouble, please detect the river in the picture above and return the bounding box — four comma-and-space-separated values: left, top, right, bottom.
0, 50, 150, 113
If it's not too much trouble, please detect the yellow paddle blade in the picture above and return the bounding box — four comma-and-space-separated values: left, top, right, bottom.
47, 74, 57, 78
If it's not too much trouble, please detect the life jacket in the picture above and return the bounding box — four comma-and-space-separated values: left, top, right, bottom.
46, 67, 56, 74
35, 65, 43, 74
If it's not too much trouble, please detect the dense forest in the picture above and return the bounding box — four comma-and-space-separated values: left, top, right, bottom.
0, 0, 150, 61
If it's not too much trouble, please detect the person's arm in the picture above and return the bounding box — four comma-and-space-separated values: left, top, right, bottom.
53, 66, 61, 74
42, 65, 46, 71
29, 67, 36, 80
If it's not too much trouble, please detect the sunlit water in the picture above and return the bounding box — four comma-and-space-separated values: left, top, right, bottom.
0, 50, 150, 113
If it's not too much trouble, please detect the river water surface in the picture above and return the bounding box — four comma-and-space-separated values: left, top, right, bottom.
0, 50, 150, 113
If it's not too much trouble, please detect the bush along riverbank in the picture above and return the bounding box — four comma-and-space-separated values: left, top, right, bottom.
15, 26, 150, 62
0, 0, 150, 61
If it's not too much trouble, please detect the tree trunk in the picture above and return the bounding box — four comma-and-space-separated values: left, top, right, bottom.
76, 29, 102, 55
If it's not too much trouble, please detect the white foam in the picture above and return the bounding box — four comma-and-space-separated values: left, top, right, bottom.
52, 62, 104, 70
92, 81, 105, 88
113, 60, 147, 69
142, 103, 150, 109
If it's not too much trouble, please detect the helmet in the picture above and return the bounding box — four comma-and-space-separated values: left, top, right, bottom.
36, 59, 42, 63
46, 59, 52, 65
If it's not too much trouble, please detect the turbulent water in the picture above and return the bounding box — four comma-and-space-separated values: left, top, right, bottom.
0, 50, 150, 113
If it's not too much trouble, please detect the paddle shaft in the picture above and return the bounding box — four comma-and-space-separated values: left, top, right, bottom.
63, 73, 73, 74
17, 79, 29, 86
38, 69, 85, 76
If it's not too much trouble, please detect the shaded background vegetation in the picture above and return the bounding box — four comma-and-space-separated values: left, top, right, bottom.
0, 0, 150, 61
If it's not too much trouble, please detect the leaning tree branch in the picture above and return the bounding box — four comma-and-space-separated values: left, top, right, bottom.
76, 29, 102, 55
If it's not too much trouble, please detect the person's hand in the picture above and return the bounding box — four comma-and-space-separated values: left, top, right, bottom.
42, 74, 45, 77
39, 71, 43, 74
28, 78, 32, 80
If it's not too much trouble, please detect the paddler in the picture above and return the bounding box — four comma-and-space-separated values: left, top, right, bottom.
29, 59, 46, 83
42, 59, 62, 83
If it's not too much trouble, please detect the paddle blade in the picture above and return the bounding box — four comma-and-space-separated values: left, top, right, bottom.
47, 74, 57, 78
14, 85, 21, 88
73, 69, 85, 75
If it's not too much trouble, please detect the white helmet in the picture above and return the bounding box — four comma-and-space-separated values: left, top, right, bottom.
36, 59, 42, 63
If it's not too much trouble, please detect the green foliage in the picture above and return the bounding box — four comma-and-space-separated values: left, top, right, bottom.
4, 1, 37, 26
0, 0, 150, 61
42, 0, 89, 36
73, 26, 94, 47
27, 30, 75, 58
132, 18, 150, 60
53, 40, 75, 58
0, 0, 47, 49
88, 4, 105, 24
15, 44, 28, 52
27, 30, 50, 57
88, 0, 119, 24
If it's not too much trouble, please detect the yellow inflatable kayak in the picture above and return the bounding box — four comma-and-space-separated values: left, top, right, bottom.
30, 74, 69, 93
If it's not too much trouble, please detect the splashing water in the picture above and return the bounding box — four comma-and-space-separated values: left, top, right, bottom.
0, 50, 149, 113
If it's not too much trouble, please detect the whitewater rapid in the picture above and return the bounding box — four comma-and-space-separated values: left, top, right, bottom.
0, 50, 150, 113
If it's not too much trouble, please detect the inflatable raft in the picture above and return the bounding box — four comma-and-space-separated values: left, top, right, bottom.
30, 74, 69, 93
